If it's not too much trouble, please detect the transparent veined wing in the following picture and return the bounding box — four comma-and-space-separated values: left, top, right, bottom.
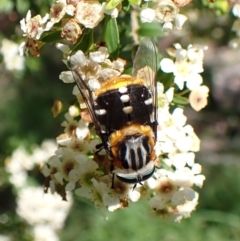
68, 52, 110, 153
132, 38, 158, 136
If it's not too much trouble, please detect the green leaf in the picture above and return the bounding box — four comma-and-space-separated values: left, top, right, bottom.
122, 0, 130, 11
101, 16, 119, 59
41, 30, 62, 43
173, 95, 189, 106
16, 0, 30, 14
70, 29, 93, 53
128, 0, 141, 6
0, 0, 13, 13
138, 22, 165, 38
158, 71, 174, 90
105, 0, 122, 9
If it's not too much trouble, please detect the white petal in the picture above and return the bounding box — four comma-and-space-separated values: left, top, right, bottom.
185, 152, 195, 167
104, 6, 119, 18
160, 58, 175, 73
89, 47, 109, 63
183, 187, 195, 201
175, 14, 187, 30
59, 71, 75, 83
66, 4, 75, 16
69, 50, 86, 66
233, 3, 240, 18
20, 19, 27, 33
172, 153, 187, 169
171, 190, 185, 205
55, 43, 70, 53
129, 190, 141, 202
26, 10, 31, 22
140, 8, 155, 23
76, 120, 89, 139
174, 75, 184, 90
65, 181, 76, 191
186, 74, 203, 90
162, 21, 173, 32
75, 187, 93, 199
165, 87, 174, 102
53, 172, 64, 185
191, 163, 202, 174
88, 78, 101, 91
19, 42, 26, 56
193, 175, 205, 188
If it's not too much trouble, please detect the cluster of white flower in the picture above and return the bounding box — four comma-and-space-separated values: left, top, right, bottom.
17, 0, 207, 222
57, 42, 124, 92
18, 0, 193, 57
140, 0, 189, 31
0, 39, 25, 71
18, 0, 120, 56
160, 43, 209, 111
5, 140, 72, 241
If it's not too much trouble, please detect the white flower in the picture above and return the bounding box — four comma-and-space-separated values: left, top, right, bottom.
56, 43, 70, 54
0, 235, 11, 241
112, 59, 125, 72
75, 186, 94, 199
91, 178, 121, 209
186, 73, 203, 90
33, 225, 59, 241
98, 68, 121, 80
61, 113, 79, 135
233, 3, 240, 18
160, 44, 206, 90
140, 8, 156, 23
149, 195, 168, 210
171, 190, 185, 205
59, 70, 75, 83
173, 167, 194, 187
174, 14, 187, 30
20, 10, 49, 40
172, 153, 188, 169
69, 50, 87, 67
160, 58, 175, 73
189, 85, 209, 111
89, 47, 109, 63
155, 0, 179, 23
162, 21, 173, 32
193, 174, 205, 188
76, 120, 89, 139
65, 181, 76, 191
0, 39, 25, 71
175, 192, 199, 221
49, 0, 75, 24
75, 1, 104, 29
172, 108, 187, 128
17, 187, 72, 229
87, 78, 101, 91
68, 105, 80, 117
103, 3, 119, 18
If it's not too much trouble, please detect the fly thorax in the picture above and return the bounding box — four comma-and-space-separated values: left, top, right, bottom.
117, 134, 151, 171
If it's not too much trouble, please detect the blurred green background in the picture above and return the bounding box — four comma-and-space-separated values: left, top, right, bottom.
1, 0, 240, 240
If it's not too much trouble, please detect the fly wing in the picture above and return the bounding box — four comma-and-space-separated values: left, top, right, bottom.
69, 53, 110, 153
132, 38, 158, 136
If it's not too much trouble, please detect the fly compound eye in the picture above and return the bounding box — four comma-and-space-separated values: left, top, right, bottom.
116, 161, 155, 184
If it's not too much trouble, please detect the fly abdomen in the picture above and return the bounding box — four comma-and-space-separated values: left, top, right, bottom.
117, 135, 151, 171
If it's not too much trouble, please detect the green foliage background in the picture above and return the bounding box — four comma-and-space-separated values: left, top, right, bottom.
1, 0, 240, 240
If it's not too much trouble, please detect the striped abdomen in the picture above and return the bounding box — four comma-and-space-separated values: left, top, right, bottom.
118, 134, 151, 171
